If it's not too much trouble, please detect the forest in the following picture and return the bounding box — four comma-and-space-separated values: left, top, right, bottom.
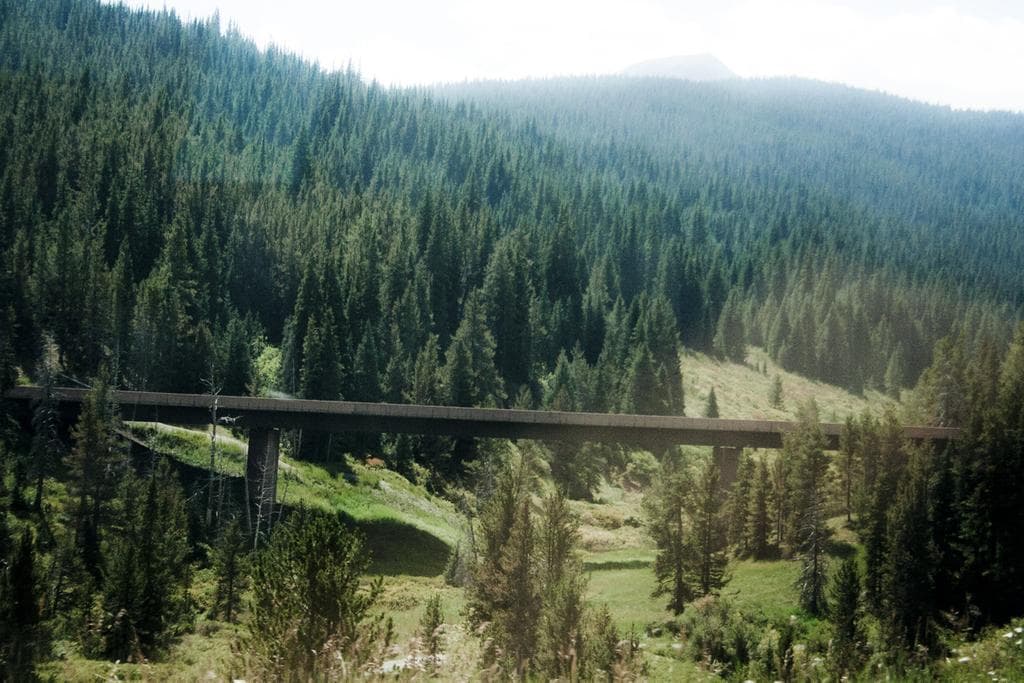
1, 0, 1024, 679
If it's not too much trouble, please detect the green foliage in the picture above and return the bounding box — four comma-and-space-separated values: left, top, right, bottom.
689, 457, 730, 597
1, 528, 44, 679
68, 370, 125, 576
99, 458, 191, 661
746, 455, 774, 560
769, 373, 784, 409
246, 507, 392, 680
644, 454, 693, 614
469, 457, 620, 678
704, 387, 719, 418
210, 516, 248, 624
829, 557, 864, 677
418, 593, 445, 664
713, 290, 746, 363
784, 401, 831, 616
442, 290, 504, 408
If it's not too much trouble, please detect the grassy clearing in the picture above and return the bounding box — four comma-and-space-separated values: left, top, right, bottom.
683, 346, 891, 421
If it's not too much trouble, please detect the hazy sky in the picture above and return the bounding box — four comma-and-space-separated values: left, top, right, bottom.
118, 0, 1024, 112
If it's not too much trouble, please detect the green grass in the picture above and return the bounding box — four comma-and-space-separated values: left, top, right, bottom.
106, 347, 892, 679
725, 558, 803, 622
125, 422, 463, 575
684, 346, 891, 422
586, 565, 668, 633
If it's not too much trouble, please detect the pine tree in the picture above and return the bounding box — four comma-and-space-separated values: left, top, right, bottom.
418, 593, 445, 666
688, 457, 730, 596
838, 416, 858, 522
217, 312, 253, 395
101, 458, 190, 659
299, 310, 343, 401
713, 290, 746, 363
644, 454, 693, 614
247, 507, 392, 678
30, 362, 62, 511
211, 516, 248, 623
769, 373, 784, 409
747, 455, 773, 559
536, 490, 587, 679
786, 401, 831, 615
69, 370, 123, 574
829, 557, 864, 677
881, 453, 935, 651
727, 452, 753, 556
621, 343, 662, 415
442, 290, 504, 408
704, 387, 719, 418
1, 529, 43, 678
497, 499, 541, 677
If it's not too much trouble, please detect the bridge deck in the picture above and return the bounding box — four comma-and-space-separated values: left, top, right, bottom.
4, 387, 960, 450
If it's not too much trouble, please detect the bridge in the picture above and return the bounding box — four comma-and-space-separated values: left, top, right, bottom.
4, 386, 960, 520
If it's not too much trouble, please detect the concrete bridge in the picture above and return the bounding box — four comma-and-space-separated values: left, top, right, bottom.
4, 386, 960, 519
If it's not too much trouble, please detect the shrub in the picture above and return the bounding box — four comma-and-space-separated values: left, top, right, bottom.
244, 507, 392, 680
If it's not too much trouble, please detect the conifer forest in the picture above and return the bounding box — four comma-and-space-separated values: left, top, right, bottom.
1, 1, 1024, 679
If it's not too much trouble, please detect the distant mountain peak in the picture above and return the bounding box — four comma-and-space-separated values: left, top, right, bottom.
622, 54, 737, 81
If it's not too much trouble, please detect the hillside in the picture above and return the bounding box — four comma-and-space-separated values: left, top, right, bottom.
1, 0, 1022, 410
2, 1, 1024, 680
35, 349, 879, 678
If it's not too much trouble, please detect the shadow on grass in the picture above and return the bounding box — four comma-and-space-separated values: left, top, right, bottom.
826, 538, 857, 559
584, 559, 652, 571
341, 515, 452, 577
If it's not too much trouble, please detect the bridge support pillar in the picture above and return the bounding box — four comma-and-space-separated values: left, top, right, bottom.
713, 446, 742, 492
246, 428, 280, 534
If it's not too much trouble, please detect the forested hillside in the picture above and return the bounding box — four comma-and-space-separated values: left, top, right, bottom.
3, 1, 1024, 680
2, 0, 1022, 420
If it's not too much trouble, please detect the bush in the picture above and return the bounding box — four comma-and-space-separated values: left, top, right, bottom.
244, 507, 392, 680
624, 451, 660, 489
679, 596, 765, 677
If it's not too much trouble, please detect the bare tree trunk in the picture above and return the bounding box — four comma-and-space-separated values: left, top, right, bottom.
207, 395, 219, 529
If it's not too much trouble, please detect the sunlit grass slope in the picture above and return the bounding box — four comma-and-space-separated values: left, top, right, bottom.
684, 346, 892, 422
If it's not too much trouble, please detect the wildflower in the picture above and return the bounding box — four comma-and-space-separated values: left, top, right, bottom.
958, 656, 971, 663
1004, 631, 1014, 639
1015, 626, 1023, 634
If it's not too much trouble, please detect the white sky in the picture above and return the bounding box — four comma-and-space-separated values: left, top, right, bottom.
117, 0, 1024, 112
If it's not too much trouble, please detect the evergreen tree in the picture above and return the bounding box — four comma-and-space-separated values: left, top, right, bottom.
69, 370, 123, 575
769, 373, 784, 409
1, 529, 43, 678
217, 312, 253, 395
418, 593, 445, 666
621, 344, 663, 415
101, 459, 190, 659
746, 455, 773, 559
211, 516, 248, 623
881, 452, 936, 651
298, 310, 343, 401
247, 507, 392, 679
688, 457, 730, 596
536, 490, 587, 680
713, 290, 746, 363
442, 290, 504, 408
838, 416, 858, 522
644, 454, 693, 614
727, 452, 753, 556
786, 401, 831, 616
829, 557, 864, 677
704, 387, 719, 418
